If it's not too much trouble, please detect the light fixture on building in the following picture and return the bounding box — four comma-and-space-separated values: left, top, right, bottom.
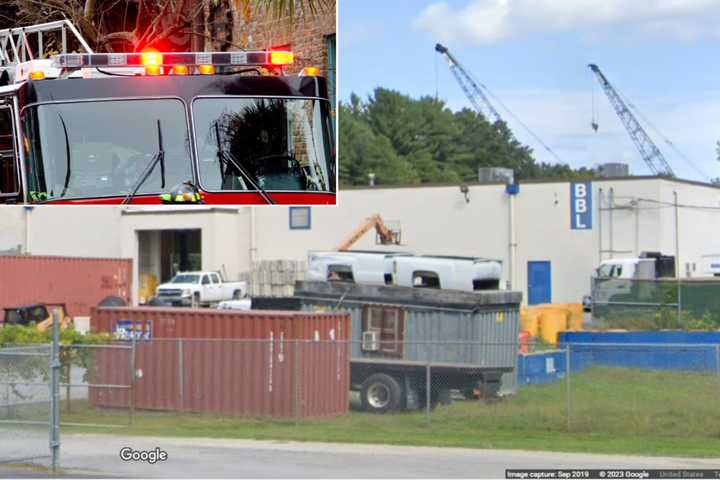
460, 184, 470, 203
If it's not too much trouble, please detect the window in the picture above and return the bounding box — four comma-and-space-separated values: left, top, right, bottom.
362, 306, 404, 357
289, 206, 311, 230
412, 271, 441, 289
202, 275, 210, 285
22, 99, 192, 201
597, 264, 613, 278
327, 265, 354, 282
325, 35, 337, 132
473, 278, 500, 290
193, 98, 333, 192
210, 273, 220, 284
0, 105, 19, 200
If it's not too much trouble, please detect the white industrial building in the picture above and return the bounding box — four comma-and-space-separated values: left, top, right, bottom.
0, 176, 718, 306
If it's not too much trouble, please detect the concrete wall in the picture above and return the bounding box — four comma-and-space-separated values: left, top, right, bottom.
251, 178, 720, 304
0, 178, 718, 306
119, 208, 248, 304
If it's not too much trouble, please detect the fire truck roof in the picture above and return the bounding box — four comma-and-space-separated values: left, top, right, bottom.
17, 73, 329, 106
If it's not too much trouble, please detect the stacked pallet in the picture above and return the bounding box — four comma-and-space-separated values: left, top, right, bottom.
240, 260, 307, 297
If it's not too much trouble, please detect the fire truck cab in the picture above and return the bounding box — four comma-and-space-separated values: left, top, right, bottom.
0, 21, 336, 205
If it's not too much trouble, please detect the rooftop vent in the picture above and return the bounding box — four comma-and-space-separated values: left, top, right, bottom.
478, 167, 514, 184
597, 163, 630, 178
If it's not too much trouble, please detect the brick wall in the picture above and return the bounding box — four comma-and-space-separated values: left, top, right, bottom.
200, 1, 336, 78
195, 1, 336, 119
245, 2, 336, 78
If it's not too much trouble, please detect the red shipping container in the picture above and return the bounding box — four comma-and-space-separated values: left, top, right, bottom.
89, 307, 350, 418
0, 256, 132, 318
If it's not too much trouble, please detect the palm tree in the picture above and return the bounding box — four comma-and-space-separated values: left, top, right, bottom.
252, 0, 334, 18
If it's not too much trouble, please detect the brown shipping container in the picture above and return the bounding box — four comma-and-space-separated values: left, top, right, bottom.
0, 256, 132, 318
89, 307, 350, 418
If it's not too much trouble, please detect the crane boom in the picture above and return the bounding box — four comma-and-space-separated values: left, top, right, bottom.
435, 43, 502, 124
335, 214, 401, 251
588, 63, 675, 177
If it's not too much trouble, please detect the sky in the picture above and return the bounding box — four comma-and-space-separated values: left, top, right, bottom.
339, 0, 720, 182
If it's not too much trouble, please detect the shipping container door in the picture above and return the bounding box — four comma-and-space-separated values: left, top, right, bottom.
527, 261, 551, 305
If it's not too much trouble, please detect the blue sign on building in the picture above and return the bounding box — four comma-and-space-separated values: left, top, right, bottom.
570, 182, 592, 230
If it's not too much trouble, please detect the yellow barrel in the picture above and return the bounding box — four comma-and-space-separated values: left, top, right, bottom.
520, 309, 541, 337
567, 304, 584, 330
538, 308, 569, 345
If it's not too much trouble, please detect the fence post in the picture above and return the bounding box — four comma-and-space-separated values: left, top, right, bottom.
425, 343, 431, 425
5, 380, 10, 418
293, 340, 300, 422
49, 310, 61, 472
565, 345, 572, 432
178, 338, 184, 411
716, 345, 720, 392
129, 336, 136, 426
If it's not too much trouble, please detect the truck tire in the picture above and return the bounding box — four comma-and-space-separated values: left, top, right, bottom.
193, 292, 200, 308
233, 290, 242, 300
360, 374, 404, 413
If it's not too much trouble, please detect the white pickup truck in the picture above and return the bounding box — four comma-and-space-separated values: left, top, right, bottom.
155, 272, 246, 307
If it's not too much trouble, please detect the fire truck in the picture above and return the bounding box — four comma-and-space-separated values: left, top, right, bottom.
0, 21, 336, 205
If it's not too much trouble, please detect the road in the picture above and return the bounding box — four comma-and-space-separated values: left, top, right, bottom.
3, 434, 718, 478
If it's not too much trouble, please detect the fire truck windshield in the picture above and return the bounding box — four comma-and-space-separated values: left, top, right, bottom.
22, 99, 192, 201
193, 97, 334, 193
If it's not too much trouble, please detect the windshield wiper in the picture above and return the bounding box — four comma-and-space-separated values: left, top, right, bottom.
122, 120, 166, 205
58, 114, 72, 198
213, 123, 276, 205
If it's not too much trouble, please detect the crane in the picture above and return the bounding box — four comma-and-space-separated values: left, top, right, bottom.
588, 63, 675, 177
335, 214, 401, 251
435, 43, 502, 124
435, 43, 564, 164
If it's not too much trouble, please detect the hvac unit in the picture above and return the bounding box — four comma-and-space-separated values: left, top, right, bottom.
361, 330, 380, 352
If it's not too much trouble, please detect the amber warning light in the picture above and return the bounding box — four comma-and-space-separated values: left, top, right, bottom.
270, 51, 294, 66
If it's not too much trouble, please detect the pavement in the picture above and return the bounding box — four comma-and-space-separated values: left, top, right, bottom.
3, 434, 719, 478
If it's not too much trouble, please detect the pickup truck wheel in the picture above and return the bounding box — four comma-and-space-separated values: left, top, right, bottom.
193, 292, 200, 308
232, 290, 242, 300
360, 374, 403, 413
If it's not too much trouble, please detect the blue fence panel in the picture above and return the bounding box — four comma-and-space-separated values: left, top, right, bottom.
559, 331, 720, 373
517, 350, 566, 385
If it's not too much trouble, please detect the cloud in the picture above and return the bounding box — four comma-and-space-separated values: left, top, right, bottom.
414, 0, 720, 45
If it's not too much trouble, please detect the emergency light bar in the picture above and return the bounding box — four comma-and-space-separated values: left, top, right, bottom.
51, 50, 294, 69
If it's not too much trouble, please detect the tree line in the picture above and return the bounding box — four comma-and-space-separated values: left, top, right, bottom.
339, 88, 595, 187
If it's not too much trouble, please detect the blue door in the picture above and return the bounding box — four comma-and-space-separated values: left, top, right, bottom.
527, 261, 552, 305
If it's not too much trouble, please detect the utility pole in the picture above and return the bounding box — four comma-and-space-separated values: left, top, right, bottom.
674, 191, 681, 323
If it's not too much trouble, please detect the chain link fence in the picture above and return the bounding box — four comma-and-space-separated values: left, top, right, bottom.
0, 344, 53, 466
5, 335, 719, 469
591, 278, 720, 329
44, 338, 720, 440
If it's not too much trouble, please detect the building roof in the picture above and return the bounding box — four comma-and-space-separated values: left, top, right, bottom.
340, 175, 720, 192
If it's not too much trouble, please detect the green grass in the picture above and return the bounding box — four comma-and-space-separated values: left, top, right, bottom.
8, 367, 720, 458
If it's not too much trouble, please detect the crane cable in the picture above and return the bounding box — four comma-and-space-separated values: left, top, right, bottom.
464, 68, 566, 164
590, 70, 711, 182
620, 92, 712, 182
591, 70, 599, 132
